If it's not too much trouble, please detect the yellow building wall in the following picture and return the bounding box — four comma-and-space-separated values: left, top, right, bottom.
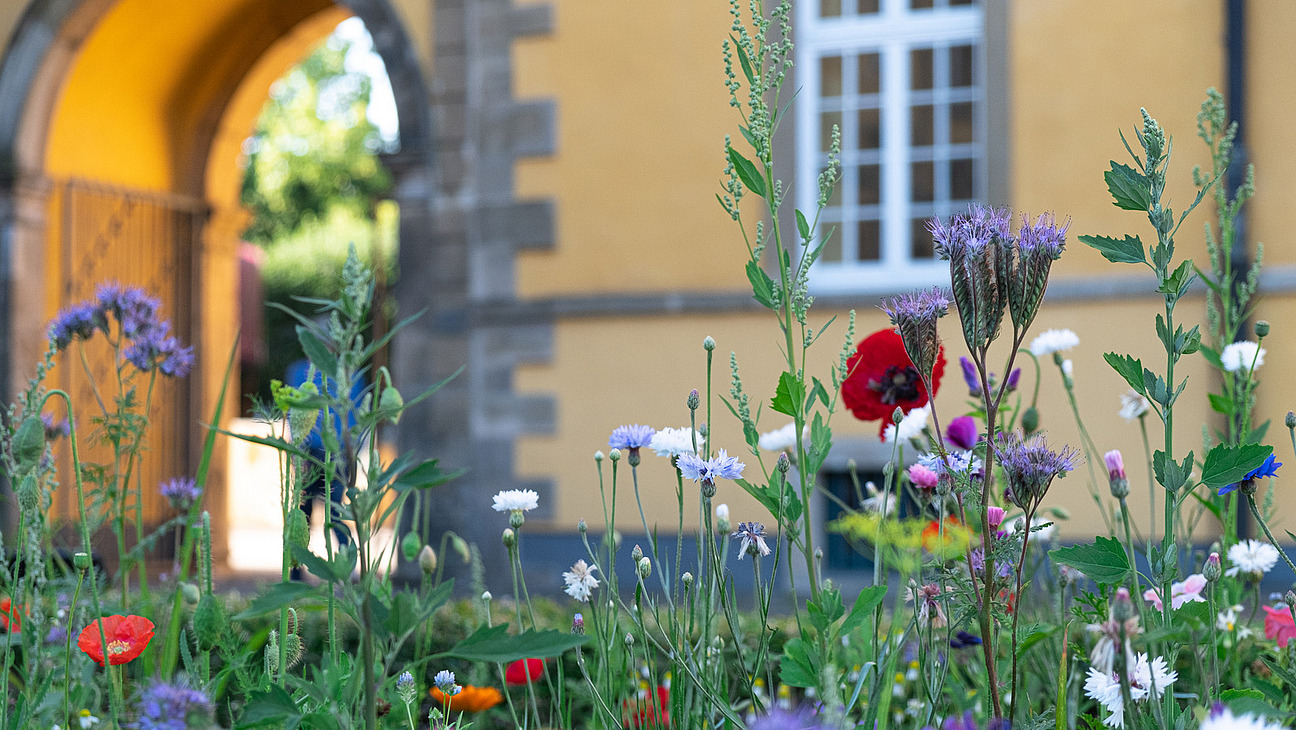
1244, 1, 1296, 267
511, 0, 749, 297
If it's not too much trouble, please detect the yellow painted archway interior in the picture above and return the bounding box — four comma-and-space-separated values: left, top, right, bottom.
38, 0, 349, 539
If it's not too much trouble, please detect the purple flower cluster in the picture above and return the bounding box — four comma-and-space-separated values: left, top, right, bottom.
994, 432, 1079, 511
159, 476, 202, 511
131, 679, 213, 730
46, 283, 193, 378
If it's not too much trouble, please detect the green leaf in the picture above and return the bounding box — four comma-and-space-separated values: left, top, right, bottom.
394, 459, 464, 492
778, 637, 819, 688
1078, 234, 1146, 265
746, 260, 777, 309
770, 372, 803, 418
11, 415, 45, 473
441, 624, 589, 663
1104, 161, 1152, 211
795, 209, 811, 242
1049, 536, 1130, 586
232, 581, 320, 620
1200, 442, 1273, 490
1016, 624, 1058, 658
732, 35, 756, 84
727, 146, 767, 199
839, 586, 886, 638
1220, 688, 1280, 719
296, 326, 338, 377
1157, 259, 1195, 298
237, 685, 301, 727
1152, 450, 1193, 493
1208, 393, 1233, 415
1262, 658, 1296, 691
1173, 598, 1211, 627
1103, 352, 1146, 395
290, 545, 346, 583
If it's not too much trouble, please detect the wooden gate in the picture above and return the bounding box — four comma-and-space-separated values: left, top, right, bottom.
49, 178, 206, 538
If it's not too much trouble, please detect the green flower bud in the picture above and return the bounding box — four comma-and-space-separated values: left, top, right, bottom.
502, 528, 516, 548
12, 415, 45, 473
687, 389, 700, 410
418, 545, 438, 575
1021, 406, 1040, 434
401, 531, 422, 563
594, 450, 604, 462
193, 594, 227, 649
286, 510, 310, 562
181, 582, 201, 605
1255, 320, 1270, 338
609, 448, 621, 462
73, 552, 92, 571
631, 544, 643, 563
1287, 411, 1296, 430
1203, 552, 1222, 583
577, 518, 587, 533
638, 556, 652, 579
681, 571, 694, 588
703, 336, 716, 351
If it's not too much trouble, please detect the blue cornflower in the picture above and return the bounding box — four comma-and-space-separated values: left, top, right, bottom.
48, 301, 105, 350
1219, 453, 1281, 496
748, 706, 829, 730
608, 424, 656, 450
132, 679, 213, 730
677, 449, 745, 484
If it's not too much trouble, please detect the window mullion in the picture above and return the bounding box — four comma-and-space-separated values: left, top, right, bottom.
881, 42, 908, 269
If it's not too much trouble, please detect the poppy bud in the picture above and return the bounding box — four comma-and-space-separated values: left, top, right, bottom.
418, 545, 438, 575
193, 594, 227, 649
1255, 320, 1270, 338
1021, 406, 1040, 434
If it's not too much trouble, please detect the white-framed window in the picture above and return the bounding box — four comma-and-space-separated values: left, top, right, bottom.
797, 0, 986, 294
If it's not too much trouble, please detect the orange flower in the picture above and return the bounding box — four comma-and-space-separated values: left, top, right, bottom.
0, 597, 23, 632
77, 614, 154, 666
429, 684, 503, 713
921, 517, 962, 551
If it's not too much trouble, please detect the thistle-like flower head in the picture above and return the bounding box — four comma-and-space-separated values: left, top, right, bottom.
881, 288, 949, 391
994, 432, 1079, 510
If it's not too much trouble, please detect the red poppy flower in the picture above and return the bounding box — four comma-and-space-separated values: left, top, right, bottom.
1264, 606, 1296, 648
624, 685, 669, 728
77, 614, 154, 666
0, 597, 23, 632
921, 517, 962, 552
841, 328, 945, 438
505, 657, 545, 685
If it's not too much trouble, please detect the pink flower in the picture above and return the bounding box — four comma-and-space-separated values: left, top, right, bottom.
986, 506, 1005, 530
1264, 606, 1296, 648
908, 463, 939, 490
1103, 450, 1125, 482
1142, 574, 1207, 611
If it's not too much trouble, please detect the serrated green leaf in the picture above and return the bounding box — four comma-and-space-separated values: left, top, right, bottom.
233, 581, 320, 620
1220, 688, 1280, 719
746, 260, 776, 309
1049, 536, 1130, 585
296, 326, 337, 378
778, 637, 819, 688
1157, 259, 1195, 298
1103, 352, 1146, 395
441, 623, 589, 663
238, 685, 301, 726
839, 586, 886, 638
1152, 450, 1192, 492
1201, 442, 1273, 490
727, 146, 766, 199
770, 372, 803, 418
1104, 161, 1152, 211
1078, 234, 1146, 265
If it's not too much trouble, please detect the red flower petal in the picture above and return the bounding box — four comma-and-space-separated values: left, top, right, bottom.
505, 657, 545, 685
0, 597, 21, 632
1264, 606, 1296, 648
841, 328, 945, 437
77, 614, 155, 666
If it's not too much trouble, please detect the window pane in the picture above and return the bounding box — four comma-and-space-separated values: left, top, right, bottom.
950, 102, 974, 144
950, 0, 975, 4
858, 164, 880, 205
821, 57, 843, 97
820, 0, 842, 17
911, 104, 934, 146
910, 48, 933, 90
825, 177, 842, 207
858, 220, 880, 261
858, 108, 881, 149
857, 0, 880, 13
951, 45, 975, 87
951, 158, 975, 200
821, 111, 842, 153
857, 53, 880, 94
821, 227, 843, 262
912, 161, 935, 202
910, 0, 934, 8
911, 218, 935, 259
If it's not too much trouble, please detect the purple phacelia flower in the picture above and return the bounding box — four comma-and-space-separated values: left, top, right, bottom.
159, 476, 201, 511
959, 356, 981, 397
97, 283, 161, 339
994, 432, 1079, 510
881, 287, 949, 388
132, 679, 213, 730
47, 301, 105, 350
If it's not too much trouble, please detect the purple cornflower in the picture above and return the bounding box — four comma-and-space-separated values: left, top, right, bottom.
159, 476, 201, 511
732, 521, 771, 560
677, 449, 745, 496
1219, 453, 1281, 496
994, 432, 1079, 510
47, 301, 105, 350
609, 424, 657, 465
945, 415, 978, 451
969, 548, 1014, 579
748, 706, 828, 730
132, 679, 213, 730
97, 283, 161, 339
881, 287, 949, 388
959, 356, 981, 397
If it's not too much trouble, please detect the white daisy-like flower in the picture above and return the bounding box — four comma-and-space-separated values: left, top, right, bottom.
1221, 341, 1266, 373
1226, 538, 1280, 578
860, 481, 896, 516
1200, 705, 1287, 730
1029, 328, 1080, 357
883, 405, 930, 444
1084, 667, 1131, 728
1083, 652, 1175, 728
1216, 604, 1255, 639
1061, 359, 1074, 378
1130, 653, 1177, 700
757, 422, 799, 452
492, 489, 539, 512
1119, 390, 1150, 420
562, 559, 600, 602
77, 710, 100, 729
649, 427, 704, 457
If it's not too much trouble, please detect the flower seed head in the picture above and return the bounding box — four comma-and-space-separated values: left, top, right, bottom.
1255, 320, 1270, 338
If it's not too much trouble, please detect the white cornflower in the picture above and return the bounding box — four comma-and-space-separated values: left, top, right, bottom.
1119, 390, 1149, 420
492, 489, 539, 512
758, 422, 811, 452
649, 427, 704, 457
1221, 341, 1266, 373
1226, 539, 1280, 578
883, 405, 930, 444
1061, 359, 1074, 377
562, 559, 600, 602
1130, 653, 1177, 700
1200, 705, 1287, 730
860, 481, 896, 516
1083, 653, 1176, 728
1029, 328, 1080, 357
1083, 667, 1130, 728
1216, 604, 1254, 639
715, 503, 729, 521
